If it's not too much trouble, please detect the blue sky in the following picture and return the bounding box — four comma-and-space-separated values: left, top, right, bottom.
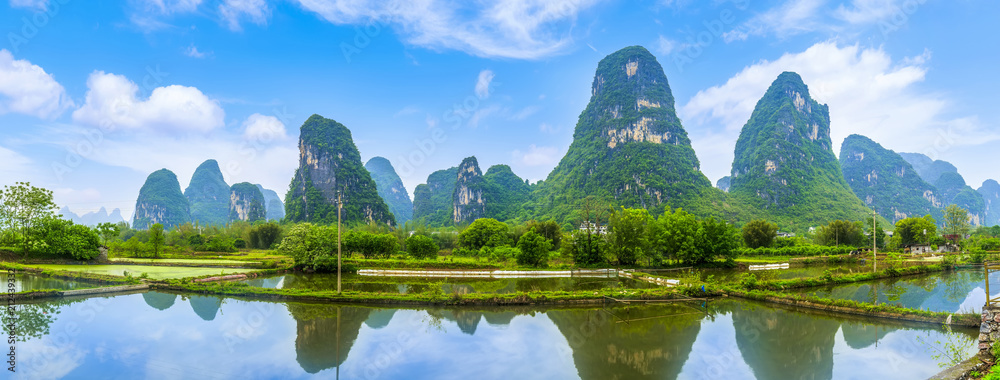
1, 0, 997, 220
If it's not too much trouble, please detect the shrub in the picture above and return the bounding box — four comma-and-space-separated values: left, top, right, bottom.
458, 218, 510, 250
406, 235, 439, 260
516, 231, 552, 267
37, 218, 100, 260
233, 238, 247, 249
344, 230, 398, 259
487, 246, 519, 263
248, 222, 282, 249
742, 219, 778, 248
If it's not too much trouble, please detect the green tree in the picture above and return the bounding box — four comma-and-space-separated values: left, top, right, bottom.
867, 220, 886, 249
406, 234, 439, 260
149, 223, 165, 258
895, 216, 937, 246
742, 219, 778, 249
344, 230, 399, 259
943, 204, 971, 243
276, 223, 337, 269
655, 208, 700, 265
96, 222, 121, 246
37, 218, 100, 260
516, 230, 552, 267
457, 218, 511, 250
607, 208, 652, 266
526, 220, 562, 249
563, 229, 605, 266
248, 222, 283, 249
696, 217, 741, 265
0, 182, 57, 257
816, 220, 865, 247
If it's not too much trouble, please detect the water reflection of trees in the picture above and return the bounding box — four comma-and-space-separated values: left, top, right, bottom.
287, 303, 373, 374
547, 304, 703, 380
0, 301, 66, 342
730, 302, 839, 380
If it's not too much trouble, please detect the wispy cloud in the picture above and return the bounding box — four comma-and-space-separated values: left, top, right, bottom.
184, 44, 209, 58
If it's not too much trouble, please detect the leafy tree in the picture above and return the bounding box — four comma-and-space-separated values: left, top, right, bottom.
607, 208, 652, 266
695, 217, 740, 265
96, 222, 121, 246
655, 208, 700, 264
516, 231, 552, 267
248, 222, 283, 249
563, 230, 606, 266
149, 223, 165, 258
406, 234, 439, 260
457, 218, 510, 250
277, 223, 337, 269
943, 204, 971, 243
895, 215, 937, 246
37, 217, 100, 260
0, 182, 57, 257
742, 219, 777, 249
344, 230, 399, 259
815, 220, 865, 247
526, 220, 562, 249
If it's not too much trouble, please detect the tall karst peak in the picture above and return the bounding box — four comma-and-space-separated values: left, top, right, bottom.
839, 134, 941, 223
133, 168, 191, 230
453, 156, 486, 224
364, 157, 413, 225
284, 114, 395, 225
537, 45, 711, 216
728, 72, 869, 227
184, 159, 230, 226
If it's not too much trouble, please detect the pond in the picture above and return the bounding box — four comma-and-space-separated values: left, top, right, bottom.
792, 269, 996, 313
2, 292, 976, 379
25, 264, 256, 280
241, 273, 657, 294
662, 262, 878, 283
9, 272, 96, 292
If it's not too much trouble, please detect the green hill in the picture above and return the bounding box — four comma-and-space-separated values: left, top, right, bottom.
364, 157, 413, 225
183, 159, 230, 226
230, 182, 266, 223
839, 134, 942, 223
133, 169, 191, 230
412, 167, 458, 226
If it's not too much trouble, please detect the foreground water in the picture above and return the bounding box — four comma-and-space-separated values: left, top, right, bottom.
10, 273, 96, 292
242, 273, 656, 294
3, 291, 976, 379
794, 269, 998, 313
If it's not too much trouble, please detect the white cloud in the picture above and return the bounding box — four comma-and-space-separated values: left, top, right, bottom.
511, 105, 540, 121
242, 113, 288, 141
834, 0, 908, 25
72, 71, 225, 133
512, 144, 560, 166
725, 0, 923, 42
137, 0, 202, 14
724, 0, 824, 42
9, 0, 48, 10
655, 35, 678, 55
0, 49, 72, 119
219, 0, 270, 31
681, 42, 998, 184
184, 44, 209, 58
475, 70, 495, 99
294, 0, 600, 59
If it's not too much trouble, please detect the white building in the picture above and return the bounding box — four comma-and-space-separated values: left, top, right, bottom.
579, 221, 608, 235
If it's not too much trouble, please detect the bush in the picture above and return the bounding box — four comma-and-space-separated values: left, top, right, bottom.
233, 238, 246, 249
742, 219, 778, 249
37, 217, 100, 260
406, 235, 439, 260
248, 222, 282, 249
516, 231, 552, 267
487, 246, 519, 263
276, 223, 337, 270
452, 247, 477, 257
458, 218, 510, 250
344, 230, 398, 259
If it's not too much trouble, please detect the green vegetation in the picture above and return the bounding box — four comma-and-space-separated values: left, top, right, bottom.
453, 156, 487, 224
1, 182, 58, 257
935, 172, 986, 221
365, 156, 414, 225
515, 231, 551, 267
898, 152, 959, 184
839, 134, 942, 223
943, 204, 972, 241
183, 159, 230, 226
979, 179, 1000, 227
405, 234, 438, 260
133, 168, 191, 230
22, 263, 253, 280
729, 72, 872, 231
229, 182, 266, 223
276, 223, 338, 271
343, 230, 398, 259
483, 165, 531, 222
247, 222, 282, 249
457, 218, 511, 252
815, 220, 865, 247
895, 215, 937, 246
742, 219, 777, 248
284, 114, 395, 225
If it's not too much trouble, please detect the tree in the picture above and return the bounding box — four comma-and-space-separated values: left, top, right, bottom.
895, 216, 937, 246
149, 223, 165, 258
344, 230, 399, 259
526, 220, 562, 249
867, 221, 886, 249
0, 182, 57, 257
276, 223, 337, 269
37, 217, 100, 260
742, 219, 778, 249
816, 220, 865, 247
248, 222, 283, 249
607, 207, 651, 266
457, 218, 510, 250
406, 235, 439, 260
516, 230, 552, 267
696, 217, 741, 265
96, 222, 121, 246
943, 204, 971, 243
655, 208, 700, 265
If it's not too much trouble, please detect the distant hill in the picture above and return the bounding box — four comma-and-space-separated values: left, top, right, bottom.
230, 182, 266, 223
184, 159, 230, 226
898, 153, 959, 184
980, 180, 1000, 226
839, 134, 942, 223
59, 206, 125, 226
255, 184, 285, 221
133, 168, 191, 229
364, 157, 413, 225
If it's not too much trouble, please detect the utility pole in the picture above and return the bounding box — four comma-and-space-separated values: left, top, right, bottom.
337, 191, 342, 294
873, 209, 877, 273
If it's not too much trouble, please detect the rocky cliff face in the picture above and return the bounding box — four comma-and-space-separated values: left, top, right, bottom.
133, 168, 190, 229
839, 134, 941, 223
412, 167, 458, 226
980, 180, 1000, 226
184, 159, 230, 226
453, 156, 486, 224
364, 156, 413, 225
716, 176, 731, 192
728, 72, 871, 228
536, 45, 711, 214
284, 114, 395, 225
230, 182, 266, 223
255, 184, 285, 221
